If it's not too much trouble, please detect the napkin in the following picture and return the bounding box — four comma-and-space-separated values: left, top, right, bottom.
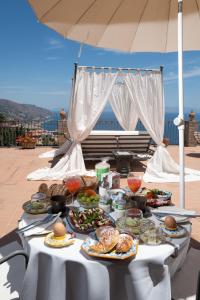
19, 213, 61, 237
151, 206, 198, 216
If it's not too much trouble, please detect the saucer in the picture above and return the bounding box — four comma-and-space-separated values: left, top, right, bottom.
160, 224, 188, 238
48, 206, 69, 218
44, 232, 75, 248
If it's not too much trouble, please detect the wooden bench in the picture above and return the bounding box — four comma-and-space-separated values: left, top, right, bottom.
81, 130, 152, 161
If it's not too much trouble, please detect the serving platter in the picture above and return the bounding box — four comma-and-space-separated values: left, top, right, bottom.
22, 200, 49, 214
66, 209, 115, 234
81, 232, 138, 260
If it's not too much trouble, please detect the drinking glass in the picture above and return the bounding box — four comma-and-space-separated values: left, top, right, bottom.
64, 176, 81, 205
125, 173, 142, 219
127, 172, 142, 195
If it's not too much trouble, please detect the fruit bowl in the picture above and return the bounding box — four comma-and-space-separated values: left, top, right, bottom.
77, 190, 100, 208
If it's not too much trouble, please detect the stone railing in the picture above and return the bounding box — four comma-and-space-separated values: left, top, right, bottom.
0, 112, 200, 147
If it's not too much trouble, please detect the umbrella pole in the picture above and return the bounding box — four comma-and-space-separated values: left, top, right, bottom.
178, 0, 185, 208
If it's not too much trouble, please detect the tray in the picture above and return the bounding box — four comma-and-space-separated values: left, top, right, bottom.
81, 232, 138, 260
22, 200, 49, 214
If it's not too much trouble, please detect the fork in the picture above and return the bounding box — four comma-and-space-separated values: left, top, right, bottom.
18, 214, 58, 233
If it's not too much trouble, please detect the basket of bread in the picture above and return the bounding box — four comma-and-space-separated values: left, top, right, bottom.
23, 183, 72, 214
81, 226, 138, 260
46, 183, 72, 204
80, 175, 98, 191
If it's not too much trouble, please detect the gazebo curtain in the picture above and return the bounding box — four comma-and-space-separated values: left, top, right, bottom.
125, 72, 164, 144
27, 67, 200, 182
27, 70, 118, 180
125, 71, 200, 182
109, 82, 138, 130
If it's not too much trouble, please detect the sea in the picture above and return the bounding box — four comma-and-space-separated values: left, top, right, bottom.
43, 111, 200, 145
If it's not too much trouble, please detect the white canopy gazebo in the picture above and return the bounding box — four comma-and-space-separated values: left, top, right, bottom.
27, 64, 200, 184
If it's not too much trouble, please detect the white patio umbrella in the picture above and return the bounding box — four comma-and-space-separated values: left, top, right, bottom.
28, 0, 200, 208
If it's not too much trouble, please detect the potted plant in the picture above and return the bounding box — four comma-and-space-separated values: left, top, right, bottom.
17, 134, 36, 149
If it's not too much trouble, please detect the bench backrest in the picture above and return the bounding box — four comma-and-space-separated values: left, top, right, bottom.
81, 131, 151, 159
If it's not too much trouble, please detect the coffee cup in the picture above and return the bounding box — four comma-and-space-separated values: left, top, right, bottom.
50, 195, 67, 215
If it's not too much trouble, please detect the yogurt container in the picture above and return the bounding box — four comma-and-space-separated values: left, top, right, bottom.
95, 159, 110, 181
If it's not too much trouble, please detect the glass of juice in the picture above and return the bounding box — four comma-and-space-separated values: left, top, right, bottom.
64, 176, 81, 205
127, 172, 142, 194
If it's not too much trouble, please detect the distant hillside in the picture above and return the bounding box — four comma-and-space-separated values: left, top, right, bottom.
0, 99, 54, 121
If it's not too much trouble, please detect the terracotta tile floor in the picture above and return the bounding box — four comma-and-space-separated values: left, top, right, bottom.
0, 146, 200, 246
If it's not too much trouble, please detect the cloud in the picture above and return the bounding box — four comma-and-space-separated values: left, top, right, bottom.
184, 67, 200, 79
35, 90, 68, 96
165, 67, 200, 82
45, 56, 61, 60
45, 38, 64, 50
95, 47, 132, 56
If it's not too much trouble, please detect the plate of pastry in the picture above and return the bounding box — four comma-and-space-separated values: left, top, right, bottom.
67, 207, 114, 234
44, 222, 75, 248
81, 226, 138, 260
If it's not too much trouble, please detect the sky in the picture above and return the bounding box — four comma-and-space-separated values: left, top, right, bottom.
0, 1, 200, 112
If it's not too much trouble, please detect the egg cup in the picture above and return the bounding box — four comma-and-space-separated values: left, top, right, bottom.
44, 232, 74, 248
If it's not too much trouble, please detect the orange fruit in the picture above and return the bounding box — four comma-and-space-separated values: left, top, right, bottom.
83, 189, 96, 196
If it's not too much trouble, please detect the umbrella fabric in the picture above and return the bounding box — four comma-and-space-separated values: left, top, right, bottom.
28, 0, 200, 52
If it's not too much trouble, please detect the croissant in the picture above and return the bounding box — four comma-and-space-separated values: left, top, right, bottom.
96, 226, 114, 240
90, 226, 120, 254
115, 234, 133, 253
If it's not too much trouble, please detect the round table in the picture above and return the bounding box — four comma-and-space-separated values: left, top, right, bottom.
18, 213, 191, 300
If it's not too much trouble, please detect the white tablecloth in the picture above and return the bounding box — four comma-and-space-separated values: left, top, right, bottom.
19, 214, 191, 300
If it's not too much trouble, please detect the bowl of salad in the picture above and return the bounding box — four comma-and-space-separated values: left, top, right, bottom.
77, 189, 100, 208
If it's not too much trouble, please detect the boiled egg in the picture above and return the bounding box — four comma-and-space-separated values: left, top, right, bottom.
52, 222, 66, 239
164, 216, 177, 230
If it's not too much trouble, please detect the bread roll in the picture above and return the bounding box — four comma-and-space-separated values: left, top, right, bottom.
47, 184, 57, 197
115, 234, 133, 253
38, 183, 48, 195
90, 226, 119, 254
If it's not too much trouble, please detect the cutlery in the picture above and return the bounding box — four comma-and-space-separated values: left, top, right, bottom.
18, 214, 59, 233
